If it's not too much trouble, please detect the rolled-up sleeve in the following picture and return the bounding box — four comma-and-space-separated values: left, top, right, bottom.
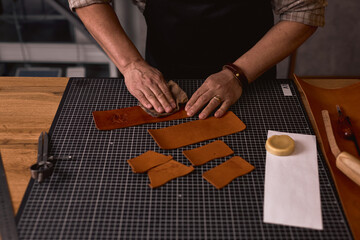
272, 0, 327, 27
68, 0, 112, 11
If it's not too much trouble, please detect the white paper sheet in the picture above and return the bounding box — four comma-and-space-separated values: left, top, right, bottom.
263, 130, 323, 230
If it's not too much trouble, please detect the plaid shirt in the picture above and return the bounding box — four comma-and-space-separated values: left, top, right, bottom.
68, 0, 327, 27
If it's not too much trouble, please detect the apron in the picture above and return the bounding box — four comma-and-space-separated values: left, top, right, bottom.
143, 0, 275, 79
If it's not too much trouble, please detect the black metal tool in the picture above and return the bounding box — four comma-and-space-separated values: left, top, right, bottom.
336, 105, 360, 156
30, 132, 55, 183
0, 152, 19, 240
30, 132, 72, 183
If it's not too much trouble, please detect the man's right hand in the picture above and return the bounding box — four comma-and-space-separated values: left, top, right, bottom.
123, 60, 176, 114
75, 4, 175, 114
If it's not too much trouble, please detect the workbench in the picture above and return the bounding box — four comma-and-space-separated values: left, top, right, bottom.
1, 76, 359, 239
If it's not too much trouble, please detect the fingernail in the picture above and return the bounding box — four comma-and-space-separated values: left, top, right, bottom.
157, 107, 164, 112
171, 102, 176, 108
215, 110, 223, 118
165, 107, 172, 113
199, 113, 205, 119
187, 111, 193, 116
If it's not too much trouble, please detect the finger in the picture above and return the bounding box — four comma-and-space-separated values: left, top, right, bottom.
158, 82, 177, 109
186, 91, 213, 117
198, 96, 222, 119
143, 89, 164, 113
149, 85, 173, 113
185, 86, 209, 115
134, 90, 152, 109
185, 88, 205, 111
214, 100, 232, 118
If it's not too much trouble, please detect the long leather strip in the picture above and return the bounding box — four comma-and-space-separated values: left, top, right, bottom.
183, 140, 234, 166
294, 75, 360, 239
148, 111, 246, 149
202, 156, 254, 189
92, 106, 188, 130
147, 160, 194, 188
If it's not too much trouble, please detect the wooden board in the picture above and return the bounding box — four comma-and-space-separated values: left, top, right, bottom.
0, 77, 68, 213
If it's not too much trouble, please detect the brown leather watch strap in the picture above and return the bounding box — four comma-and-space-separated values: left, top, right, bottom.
183, 140, 234, 166
223, 63, 249, 89
147, 160, 194, 188
202, 156, 254, 189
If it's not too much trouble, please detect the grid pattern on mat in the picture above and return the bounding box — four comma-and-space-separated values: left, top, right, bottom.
0, 153, 19, 240
16, 78, 352, 239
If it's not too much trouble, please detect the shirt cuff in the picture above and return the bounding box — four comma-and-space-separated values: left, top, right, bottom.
68, 0, 112, 12
280, 9, 325, 27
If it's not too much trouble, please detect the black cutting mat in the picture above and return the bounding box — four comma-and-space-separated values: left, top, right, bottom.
16, 78, 352, 239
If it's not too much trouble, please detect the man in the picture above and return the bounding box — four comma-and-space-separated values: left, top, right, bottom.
69, 0, 326, 119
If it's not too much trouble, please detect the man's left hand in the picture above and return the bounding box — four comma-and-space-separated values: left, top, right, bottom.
185, 69, 243, 119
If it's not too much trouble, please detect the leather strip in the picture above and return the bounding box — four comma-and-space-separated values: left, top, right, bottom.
183, 140, 234, 166
148, 111, 246, 149
147, 160, 194, 188
202, 156, 254, 189
127, 151, 173, 173
92, 106, 189, 130
294, 75, 360, 239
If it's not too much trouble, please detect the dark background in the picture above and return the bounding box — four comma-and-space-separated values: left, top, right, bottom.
0, 0, 359, 77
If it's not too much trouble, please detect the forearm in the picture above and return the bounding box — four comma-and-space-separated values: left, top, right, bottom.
76, 3, 176, 113
75, 3, 143, 73
234, 21, 317, 82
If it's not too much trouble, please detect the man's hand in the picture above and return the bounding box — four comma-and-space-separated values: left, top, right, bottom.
75, 4, 175, 114
185, 69, 243, 119
123, 60, 176, 113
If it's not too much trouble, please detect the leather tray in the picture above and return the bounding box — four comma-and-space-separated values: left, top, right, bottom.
294, 75, 360, 239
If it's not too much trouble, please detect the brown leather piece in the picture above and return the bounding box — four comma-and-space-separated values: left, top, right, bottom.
127, 151, 173, 173
148, 111, 246, 149
139, 80, 188, 117
92, 106, 189, 130
294, 75, 360, 239
183, 140, 234, 166
202, 156, 254, 189
147, 160, 194, 188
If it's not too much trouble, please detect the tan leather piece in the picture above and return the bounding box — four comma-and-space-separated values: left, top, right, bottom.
92, 106, 189, 130
127, 151, 173, 173
183, 140, 234, 166
147, 160, 194, 188
139, 80, 188, 117
148, 111, 246, 149
202, 156, 254, 189
294, 75, 360, 239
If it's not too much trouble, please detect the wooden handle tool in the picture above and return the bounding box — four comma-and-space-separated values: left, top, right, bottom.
336, 105, 360, 155
322, 110, 360, 186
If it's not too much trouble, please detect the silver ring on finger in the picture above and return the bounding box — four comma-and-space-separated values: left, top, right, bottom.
212, 95, 223, 103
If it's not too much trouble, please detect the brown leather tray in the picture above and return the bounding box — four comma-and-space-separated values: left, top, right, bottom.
294, 75, 360, 239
